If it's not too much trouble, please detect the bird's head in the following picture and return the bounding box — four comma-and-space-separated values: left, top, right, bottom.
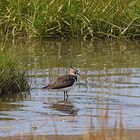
69, 66, 80, 76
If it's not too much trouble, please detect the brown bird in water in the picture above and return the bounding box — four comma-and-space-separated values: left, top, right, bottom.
43, 67, 80, 101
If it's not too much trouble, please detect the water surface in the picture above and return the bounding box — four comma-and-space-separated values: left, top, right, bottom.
0, 40, 140, 136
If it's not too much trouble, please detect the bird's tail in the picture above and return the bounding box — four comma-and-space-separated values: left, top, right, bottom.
42, 84, 50, 89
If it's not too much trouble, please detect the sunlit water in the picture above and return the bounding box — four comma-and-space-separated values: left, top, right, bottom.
0, 40, 140, 136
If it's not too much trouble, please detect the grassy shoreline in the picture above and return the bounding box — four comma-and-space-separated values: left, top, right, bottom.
0, 0, 140, 40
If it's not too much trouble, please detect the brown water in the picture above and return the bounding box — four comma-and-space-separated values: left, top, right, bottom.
0, 40, 140, 136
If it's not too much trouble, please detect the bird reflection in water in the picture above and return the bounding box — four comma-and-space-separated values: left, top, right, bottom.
48, 101, 79, 116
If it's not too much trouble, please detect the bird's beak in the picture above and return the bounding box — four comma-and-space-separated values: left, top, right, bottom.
77, 72, 80, 76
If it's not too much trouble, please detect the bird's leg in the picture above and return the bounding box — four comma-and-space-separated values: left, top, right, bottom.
66, 91, 68, 102
64, 91, 65, 101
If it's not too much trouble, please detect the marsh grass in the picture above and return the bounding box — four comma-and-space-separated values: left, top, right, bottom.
0, 0, 140, 40
0, 51, 29, 95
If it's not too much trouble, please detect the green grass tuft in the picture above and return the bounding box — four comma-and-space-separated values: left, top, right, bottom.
0, 51, 29, 95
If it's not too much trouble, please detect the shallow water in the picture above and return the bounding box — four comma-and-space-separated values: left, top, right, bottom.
0, 40, 140, 136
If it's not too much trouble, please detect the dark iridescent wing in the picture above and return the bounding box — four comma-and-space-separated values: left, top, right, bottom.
48, 75, 77, 89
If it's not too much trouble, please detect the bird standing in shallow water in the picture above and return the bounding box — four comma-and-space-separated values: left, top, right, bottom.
43, 67, 80, 101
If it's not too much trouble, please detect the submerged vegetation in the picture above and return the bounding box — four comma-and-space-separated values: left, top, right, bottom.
0, 51, 29, 95
0, 0, 140, 40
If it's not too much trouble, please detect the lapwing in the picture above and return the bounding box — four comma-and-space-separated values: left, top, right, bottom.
43, 67, 80, 101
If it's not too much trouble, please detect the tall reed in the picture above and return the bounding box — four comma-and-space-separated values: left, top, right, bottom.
0, 51, 29, 95
0, 0, 140, 40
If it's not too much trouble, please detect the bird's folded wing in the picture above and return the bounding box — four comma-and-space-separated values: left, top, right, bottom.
49, 75, 76, 89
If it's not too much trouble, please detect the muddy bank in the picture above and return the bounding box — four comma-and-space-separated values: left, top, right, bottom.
0, 135, 81, 140
0, 129, 140, 140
